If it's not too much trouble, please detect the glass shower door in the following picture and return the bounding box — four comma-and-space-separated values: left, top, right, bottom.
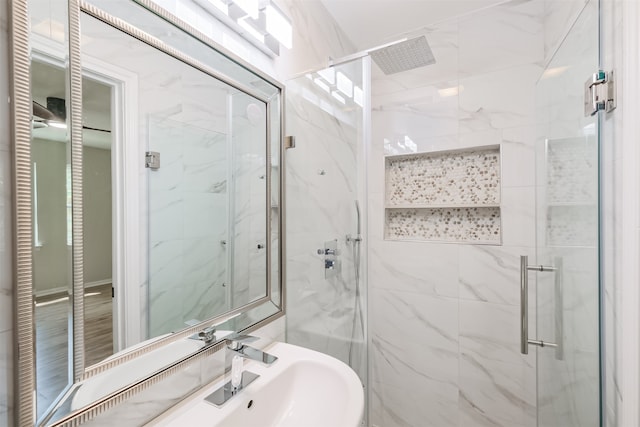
285, 57, 369, 408
531, 1, 601, 426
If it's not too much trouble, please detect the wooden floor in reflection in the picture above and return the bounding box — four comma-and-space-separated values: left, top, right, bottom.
35, 284, 114, 419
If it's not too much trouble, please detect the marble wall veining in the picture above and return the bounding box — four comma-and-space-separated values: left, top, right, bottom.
369, 1, 544, 426
147, 117, 229, 336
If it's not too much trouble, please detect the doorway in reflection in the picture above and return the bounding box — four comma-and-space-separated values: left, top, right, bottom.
32, 59, 115, 417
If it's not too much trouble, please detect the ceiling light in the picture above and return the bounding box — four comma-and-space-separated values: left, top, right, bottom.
353, 86, 364, 107
203, 0, 228, 15
541, 66, 569, 80
47, 121, 67, 129
317, 67, 335, 85
331, 91, 346, 104
265, 4, 292, 49
234, 0, 259, 19
438, 86, 459, 97
313, 78, 330, 93
336, 72, 353, 98
238, 17, 265, 43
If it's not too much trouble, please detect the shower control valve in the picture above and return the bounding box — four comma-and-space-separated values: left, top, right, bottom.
325, 260, 336, 269
317, 248, 336, 256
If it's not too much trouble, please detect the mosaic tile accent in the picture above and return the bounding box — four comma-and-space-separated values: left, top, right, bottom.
385, 207, 501, 244
546, 205, 598, 247
546, 137, 597, 205
385, 147, 501, 206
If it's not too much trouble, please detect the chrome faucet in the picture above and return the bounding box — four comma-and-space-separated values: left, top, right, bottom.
205, 335, 277, 407
226, 335, 278, 365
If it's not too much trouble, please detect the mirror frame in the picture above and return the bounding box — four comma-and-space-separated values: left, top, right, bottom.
10, 0, 286, 425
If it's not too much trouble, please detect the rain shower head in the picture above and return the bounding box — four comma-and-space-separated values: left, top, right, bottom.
369, 36, 436, 75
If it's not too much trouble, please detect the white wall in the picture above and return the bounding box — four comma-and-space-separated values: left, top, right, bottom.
83, 146, 113, 285
32, 139, 71, 293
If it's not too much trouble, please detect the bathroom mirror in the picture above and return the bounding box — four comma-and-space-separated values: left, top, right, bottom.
15, 0, 283, 425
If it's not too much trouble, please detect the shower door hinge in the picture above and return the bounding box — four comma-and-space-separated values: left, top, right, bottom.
584, 70, 616, 116
145, 151, 160, 170
284, 135, 296, 149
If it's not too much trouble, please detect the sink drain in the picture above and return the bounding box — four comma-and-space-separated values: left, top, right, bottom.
247, 400, 254, 409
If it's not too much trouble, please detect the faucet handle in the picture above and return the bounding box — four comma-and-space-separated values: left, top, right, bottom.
198, 326, 217, 343
225, 334, 259, 350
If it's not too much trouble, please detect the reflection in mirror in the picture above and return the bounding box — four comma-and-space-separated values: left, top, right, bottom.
79, 5, 270, 351
32, 57, 116, 419
22, 2, 283, 424
31, 58, 72, 420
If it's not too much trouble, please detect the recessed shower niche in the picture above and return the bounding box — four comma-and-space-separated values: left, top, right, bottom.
384, 145, 502, 244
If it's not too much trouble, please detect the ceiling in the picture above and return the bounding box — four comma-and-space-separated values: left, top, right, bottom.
317, 0, 505, 50
32, 60, 112, 150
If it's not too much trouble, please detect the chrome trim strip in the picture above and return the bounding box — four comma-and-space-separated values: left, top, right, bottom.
520, 255, 528, 355
280, 87, 287, 312
132, 0, 285, 91
10, 0, 36, 424
69, 0, 86, 383
79, 1, 271, 104
266, 100, 272, 302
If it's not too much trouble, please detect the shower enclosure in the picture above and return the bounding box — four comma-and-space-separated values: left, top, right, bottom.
284, 57, 370, 411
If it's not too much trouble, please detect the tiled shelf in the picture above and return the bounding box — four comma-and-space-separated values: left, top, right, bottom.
384, 145, 502, 244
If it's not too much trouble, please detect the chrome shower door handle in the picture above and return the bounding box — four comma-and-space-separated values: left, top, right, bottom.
520, 255, 562, 359
520, 255, 529, 354
553, 257, 564, 361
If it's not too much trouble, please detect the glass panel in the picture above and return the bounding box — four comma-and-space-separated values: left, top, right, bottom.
285, 58, 369, 420
29, 0, 73, 420
535, 1, 601, 426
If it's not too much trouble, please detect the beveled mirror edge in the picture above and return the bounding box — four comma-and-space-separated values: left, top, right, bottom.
11, 0, 287, 425
10, 0, 36, 425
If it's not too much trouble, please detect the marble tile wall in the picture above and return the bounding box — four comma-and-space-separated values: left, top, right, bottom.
229, 94, 269, 309
0, 2, 12, 425
147, 117, 229, 335
369, 1, 544, 426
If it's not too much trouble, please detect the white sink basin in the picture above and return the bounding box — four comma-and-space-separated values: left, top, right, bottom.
151, 342, 364, 427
